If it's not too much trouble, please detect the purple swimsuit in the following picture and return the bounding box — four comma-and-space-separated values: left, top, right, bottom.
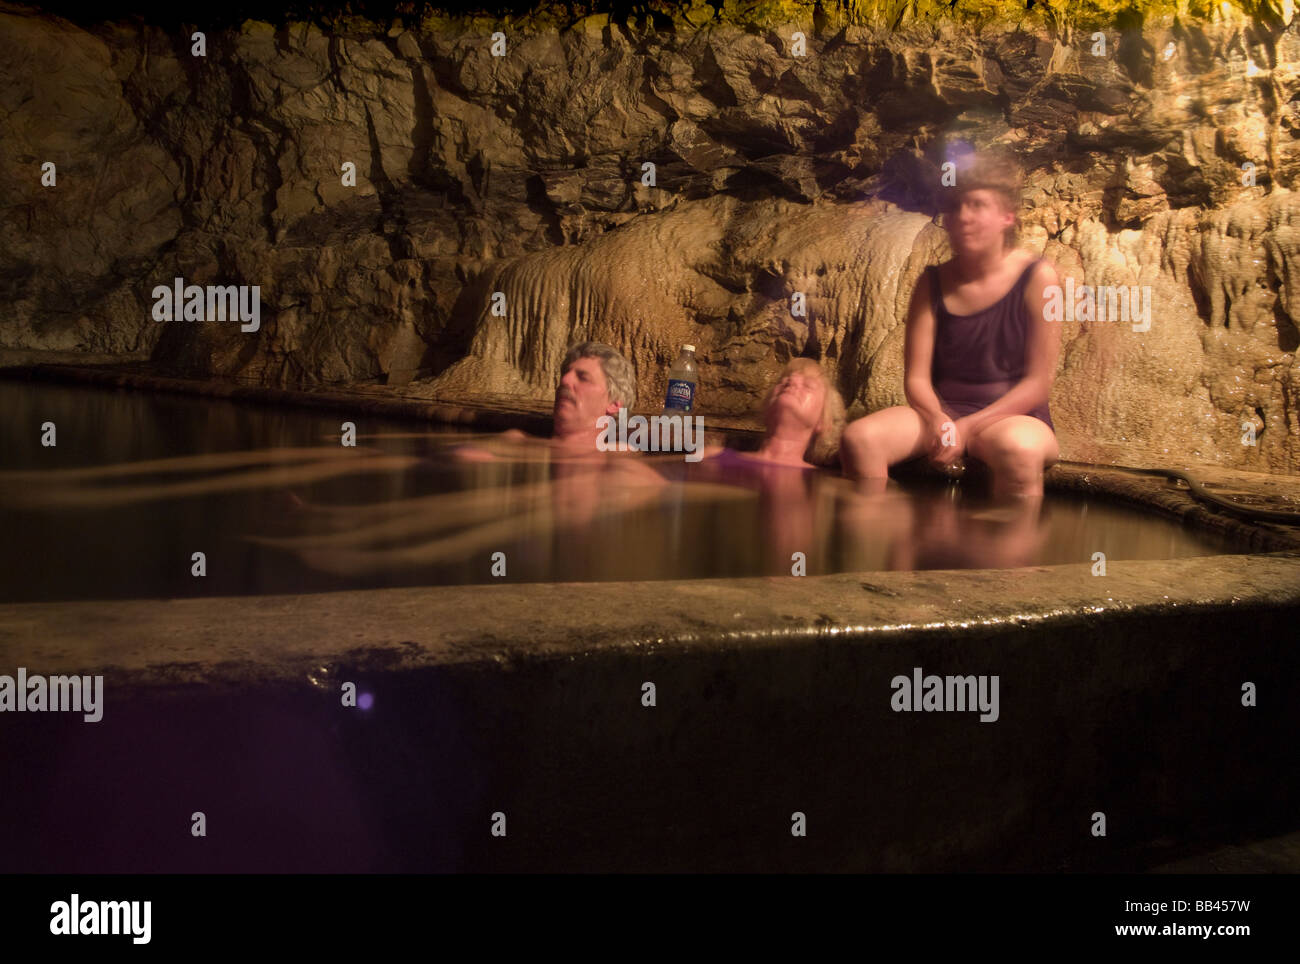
928, 259, 1054, 432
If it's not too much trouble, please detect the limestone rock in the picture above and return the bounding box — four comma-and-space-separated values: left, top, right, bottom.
1, 1, 1298, 473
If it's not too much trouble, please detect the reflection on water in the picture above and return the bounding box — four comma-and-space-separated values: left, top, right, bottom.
0, 380, 1242, 603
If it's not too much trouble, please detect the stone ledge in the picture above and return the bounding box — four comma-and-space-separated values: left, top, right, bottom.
3, 549, 1297, 686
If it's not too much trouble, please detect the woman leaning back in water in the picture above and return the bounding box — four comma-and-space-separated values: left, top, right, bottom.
840, 152, 1062, 500
696, 357, 846, 470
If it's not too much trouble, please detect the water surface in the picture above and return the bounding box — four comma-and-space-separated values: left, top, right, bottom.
0, 380, 1243, 604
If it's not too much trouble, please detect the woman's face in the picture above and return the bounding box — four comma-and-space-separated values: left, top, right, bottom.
943, 188, 1014, 255
767, 368, 827, 433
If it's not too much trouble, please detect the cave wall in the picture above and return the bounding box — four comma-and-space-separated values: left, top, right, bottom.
2, 0, 1299, 472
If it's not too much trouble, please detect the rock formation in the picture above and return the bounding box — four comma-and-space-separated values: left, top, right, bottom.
2, 0, 1298, 472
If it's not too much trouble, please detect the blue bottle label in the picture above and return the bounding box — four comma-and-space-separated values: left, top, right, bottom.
664, 379, 694, 411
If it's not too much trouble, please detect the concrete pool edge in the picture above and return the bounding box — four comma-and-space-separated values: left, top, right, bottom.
3, 549, 1298, 686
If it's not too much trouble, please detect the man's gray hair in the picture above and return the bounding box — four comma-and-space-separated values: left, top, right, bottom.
562, 341, 637, 410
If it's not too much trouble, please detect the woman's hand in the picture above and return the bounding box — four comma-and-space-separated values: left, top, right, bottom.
952, 415, 978, 447
924, 412, 965, 469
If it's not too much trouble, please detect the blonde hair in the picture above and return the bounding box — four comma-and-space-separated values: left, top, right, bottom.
937, 151, 1025, 249
762, 358, 846, 466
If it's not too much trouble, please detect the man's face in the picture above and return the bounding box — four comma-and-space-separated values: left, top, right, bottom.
766, 368, 826, 434
553, 355, 620, 438
943, 188, 1013, 253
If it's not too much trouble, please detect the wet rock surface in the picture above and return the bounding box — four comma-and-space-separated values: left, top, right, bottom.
2, 0, 1299, 472
3, 537, 1296, 685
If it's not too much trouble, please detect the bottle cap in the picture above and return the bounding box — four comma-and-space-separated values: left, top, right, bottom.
683, 344, 695, 352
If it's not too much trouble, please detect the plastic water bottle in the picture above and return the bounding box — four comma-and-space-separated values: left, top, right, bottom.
662, 344, 697, 413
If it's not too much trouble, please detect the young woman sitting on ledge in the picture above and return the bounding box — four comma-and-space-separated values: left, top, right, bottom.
840, 152, 1061, 500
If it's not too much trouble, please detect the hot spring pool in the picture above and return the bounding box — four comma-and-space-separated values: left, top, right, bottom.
2, 375, 1298, 874
0, 379, 1247, 604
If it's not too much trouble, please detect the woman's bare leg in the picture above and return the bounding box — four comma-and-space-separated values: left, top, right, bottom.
964, 416, 1059, 500
840, 405, 933, 481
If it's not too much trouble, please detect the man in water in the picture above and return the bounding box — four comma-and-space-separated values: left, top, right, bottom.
456, 340, 639, 458
271, 342, 663, 578
450, 340, 664, 534
550, 341, 638, 452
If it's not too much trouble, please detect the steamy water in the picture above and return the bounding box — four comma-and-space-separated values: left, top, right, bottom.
0, 380, 1242, 604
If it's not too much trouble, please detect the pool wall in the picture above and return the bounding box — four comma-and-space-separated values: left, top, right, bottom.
3, 549, 1297, 872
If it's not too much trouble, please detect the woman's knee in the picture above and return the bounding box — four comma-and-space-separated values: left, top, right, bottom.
841, 421, 880, 475
843, 408, 915, 456
841, 411, 910, 476
841, 417, 874, 451
975, 420, 1056, 470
